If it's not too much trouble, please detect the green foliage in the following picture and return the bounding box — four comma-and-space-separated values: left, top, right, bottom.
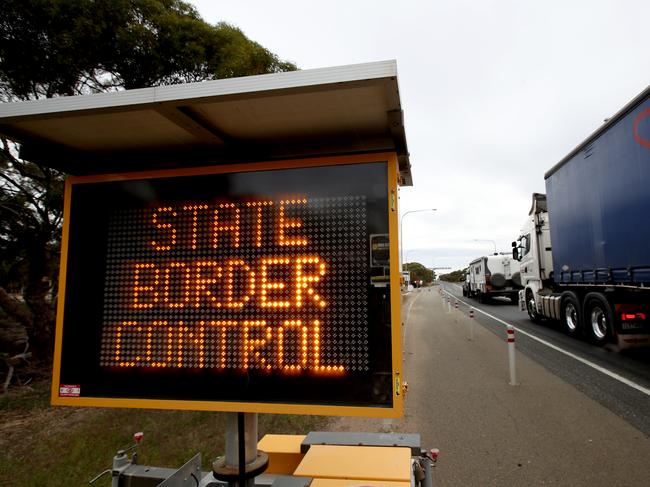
211, 22, 297, 79
439, 268, 468, 282
0, 0, 296, 98
0, 0, 296, 368
405, 262, 434, 284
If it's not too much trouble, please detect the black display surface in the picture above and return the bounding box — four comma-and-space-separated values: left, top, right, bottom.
57, 161, 395, 409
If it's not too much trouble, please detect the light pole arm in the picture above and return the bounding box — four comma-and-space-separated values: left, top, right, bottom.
400, 208, 436, 271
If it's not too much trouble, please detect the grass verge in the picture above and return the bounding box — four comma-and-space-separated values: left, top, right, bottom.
0, 380, 329, 486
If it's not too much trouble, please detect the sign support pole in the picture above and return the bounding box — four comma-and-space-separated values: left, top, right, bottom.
214, 412, 268, 486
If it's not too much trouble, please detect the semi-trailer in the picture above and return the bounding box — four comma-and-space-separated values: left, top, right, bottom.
513, 86, 650, 348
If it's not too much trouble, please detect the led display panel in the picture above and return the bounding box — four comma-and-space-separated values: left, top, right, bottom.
52, 155, 402, 416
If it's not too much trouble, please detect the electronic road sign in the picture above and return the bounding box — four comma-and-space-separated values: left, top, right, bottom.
52, 154, 403, 417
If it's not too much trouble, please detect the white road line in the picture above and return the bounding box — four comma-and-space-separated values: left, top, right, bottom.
403, 291, 420, 345
406, 292, 419, 322
441, 288, 650, 397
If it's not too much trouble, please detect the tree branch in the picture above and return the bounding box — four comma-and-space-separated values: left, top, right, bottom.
2, 343, 31, 395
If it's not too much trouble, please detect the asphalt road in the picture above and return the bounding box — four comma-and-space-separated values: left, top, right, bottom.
333, 286, 650, 485
439, 282, 650, 436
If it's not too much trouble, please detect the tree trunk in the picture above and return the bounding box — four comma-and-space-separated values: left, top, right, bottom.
23, 237, 56, 361
0, 287, 30, 354
23, 284, 54, 361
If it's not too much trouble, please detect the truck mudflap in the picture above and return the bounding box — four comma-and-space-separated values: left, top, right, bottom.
617, 334, 650, 349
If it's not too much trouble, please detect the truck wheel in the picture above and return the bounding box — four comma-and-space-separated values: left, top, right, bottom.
526, 290, 540, 323
560, 292, 581, 337
584, 293, 613, 346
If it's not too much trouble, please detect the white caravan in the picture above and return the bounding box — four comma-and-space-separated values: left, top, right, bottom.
463, 254, 522, 303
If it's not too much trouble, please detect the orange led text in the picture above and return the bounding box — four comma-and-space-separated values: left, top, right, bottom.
111, 319, 345, 374
132, 256, 326, 310
149, 198, 308, 251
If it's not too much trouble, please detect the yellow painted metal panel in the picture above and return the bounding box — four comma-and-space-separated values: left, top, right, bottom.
293, 445, 411, 481
387, 156, 404, 417
257, 434, 305, 475
49, 395, 403, 417
258, 434, 305, 453
66, 152, 396, 185
50, 177, 72, 404
310, 479, 411, 487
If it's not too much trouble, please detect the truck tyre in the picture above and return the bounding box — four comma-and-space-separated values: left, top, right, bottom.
560, 292, 581, 337
526, 289, 540, 323
584, 293, 613, 346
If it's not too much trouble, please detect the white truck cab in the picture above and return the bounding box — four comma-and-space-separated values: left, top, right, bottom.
514, 193, 555, 321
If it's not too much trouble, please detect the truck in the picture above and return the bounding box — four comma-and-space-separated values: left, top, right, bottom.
462, 254, 522, 303
514, 86, 650, 348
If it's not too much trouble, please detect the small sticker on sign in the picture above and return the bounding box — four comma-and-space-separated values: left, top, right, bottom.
59, 384, 80, 397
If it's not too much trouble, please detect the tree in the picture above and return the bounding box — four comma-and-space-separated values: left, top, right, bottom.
0, 0, 296, 99
0, 0, 296, 373
404, 262, 434, 285
0, 145, 62, 363
439, 269, 468, 282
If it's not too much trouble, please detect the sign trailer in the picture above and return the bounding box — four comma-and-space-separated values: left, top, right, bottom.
0, 59, 422, 487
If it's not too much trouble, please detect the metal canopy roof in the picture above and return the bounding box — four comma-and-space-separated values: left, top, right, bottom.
0, 60, 412, 185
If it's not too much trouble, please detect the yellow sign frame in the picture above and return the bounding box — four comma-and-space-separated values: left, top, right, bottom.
51, 152, 403, 417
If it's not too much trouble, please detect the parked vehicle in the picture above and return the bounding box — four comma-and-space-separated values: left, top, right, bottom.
514, 86, 650, 348
462, 254, 522, 302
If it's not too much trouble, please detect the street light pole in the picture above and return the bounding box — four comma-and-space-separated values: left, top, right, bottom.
400, 208, 436, 271
474, 239, 497, 255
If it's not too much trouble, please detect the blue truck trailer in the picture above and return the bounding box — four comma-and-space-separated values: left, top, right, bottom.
514, 86, 650, 347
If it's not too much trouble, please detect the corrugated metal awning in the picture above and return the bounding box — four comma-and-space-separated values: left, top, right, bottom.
0, 60, 412, 185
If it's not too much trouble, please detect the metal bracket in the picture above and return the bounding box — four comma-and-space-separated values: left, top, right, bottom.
158, 453, 202, 487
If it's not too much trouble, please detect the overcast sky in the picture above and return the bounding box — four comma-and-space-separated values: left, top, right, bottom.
191, 0, 650, 272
